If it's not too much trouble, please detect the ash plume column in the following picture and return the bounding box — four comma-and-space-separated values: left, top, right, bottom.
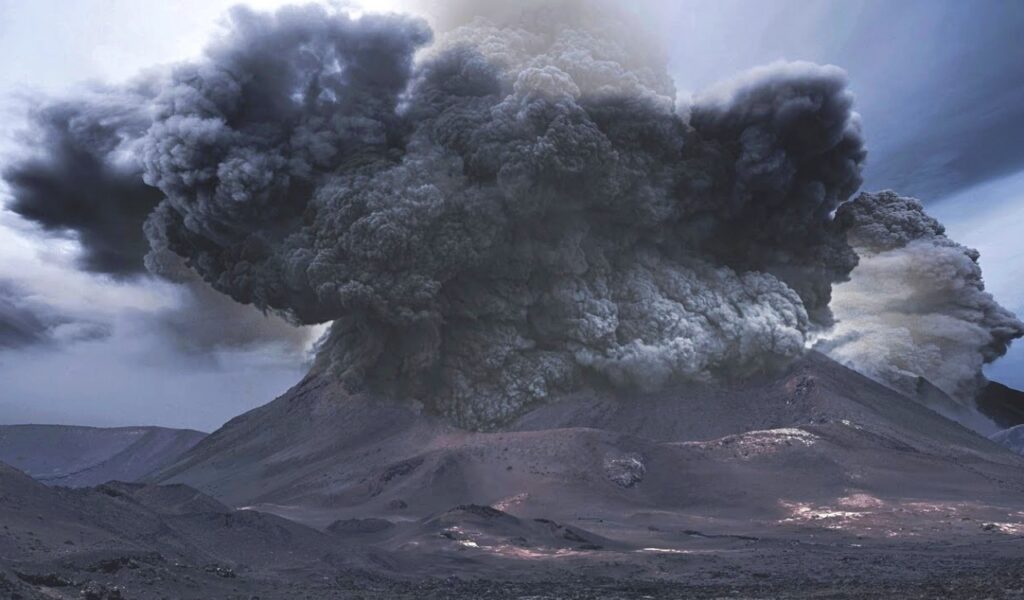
821, 191, 1024, 404
10, 2, 1013, 431
140, 4, 866, 427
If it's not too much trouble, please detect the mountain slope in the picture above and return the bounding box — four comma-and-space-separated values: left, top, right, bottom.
9, 353, 1024, 597
153, 352, 1024, 532
0, 425, 205, 487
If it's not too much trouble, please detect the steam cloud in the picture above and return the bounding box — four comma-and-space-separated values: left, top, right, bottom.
2, 3, 1018, 428
821, 191, 1024, 403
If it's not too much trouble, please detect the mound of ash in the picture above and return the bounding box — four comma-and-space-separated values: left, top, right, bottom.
100, 349, 1024, 596
152, 351, 1023, 525
991, 425, 1024, 456
403, 504, 619, 552
0, 461, 353, 598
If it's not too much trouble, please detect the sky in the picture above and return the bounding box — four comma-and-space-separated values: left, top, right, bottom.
0, 0, 1022, 431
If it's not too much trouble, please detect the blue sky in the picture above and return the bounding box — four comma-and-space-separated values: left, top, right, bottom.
0, 0, 1022, 429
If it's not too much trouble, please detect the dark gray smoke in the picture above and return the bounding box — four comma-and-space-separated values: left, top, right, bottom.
3, 84, 163, 276
11, 3, 1015, 429
135, 5, 864, 427
822, 191, 1024, 403
2, 73, 314, 357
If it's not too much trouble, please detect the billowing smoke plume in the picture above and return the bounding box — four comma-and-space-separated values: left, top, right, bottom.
3, 84, 162, 276
5, 3, 1017, 429
133, 4, 864, 427
821, 191, 1024, 403
2, 71, 314, 357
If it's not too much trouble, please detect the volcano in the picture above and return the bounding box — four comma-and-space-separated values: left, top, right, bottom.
4, 353, 1024, 597
154, 352, 1022, 522
3, 3, 1024, 598
128, 352, 1024, 595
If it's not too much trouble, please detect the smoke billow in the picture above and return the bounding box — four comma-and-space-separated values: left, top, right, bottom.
131, 4, 865, 427
2, 66, 314, 357
3, 84, 163, 276
3, 3, 1017, 428
821, 191, 1024, 403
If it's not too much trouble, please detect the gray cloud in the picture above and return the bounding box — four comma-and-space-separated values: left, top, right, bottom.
2, 84, 163, 276
0, 282, 51, 348
821, 191, 1024, 403
0, 280, 110, 349
0, 46, 315, 359
856, 3, 1024, 200
140, 5, 865, 428
145, 249, 315, 356
7, 2, 1014, 431
643, 0, 1024, 202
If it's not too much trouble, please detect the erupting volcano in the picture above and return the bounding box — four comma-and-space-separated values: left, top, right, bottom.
3, 2, 1024, 598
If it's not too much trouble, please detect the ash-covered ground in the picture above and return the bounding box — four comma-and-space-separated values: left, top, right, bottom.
4, 352, 1024, 599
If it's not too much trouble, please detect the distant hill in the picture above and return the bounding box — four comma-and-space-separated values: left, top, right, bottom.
977, 381, 1024, 429
0, 424, 205, 487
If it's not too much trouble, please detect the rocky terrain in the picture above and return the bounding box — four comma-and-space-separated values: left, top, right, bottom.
4, 353, 1024, 598
4, 459, 1024, 599
0, 425, 205, 487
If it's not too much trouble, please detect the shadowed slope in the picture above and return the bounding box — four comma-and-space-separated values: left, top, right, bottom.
0, 425, 206, 487
977, 381, 1024, 429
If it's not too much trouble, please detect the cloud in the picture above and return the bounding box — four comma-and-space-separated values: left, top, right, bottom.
0, 279, 110, 349
0, 67, 315, 359
136, 5, 865, 427
4, 2, 1016, 431
858, 4, 1024, 200
2, 83, 163, 276
144, 250, 316, 356
821, 190, 1024, 403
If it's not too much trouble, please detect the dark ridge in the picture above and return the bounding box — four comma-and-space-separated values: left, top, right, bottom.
977, 381, 1024, 429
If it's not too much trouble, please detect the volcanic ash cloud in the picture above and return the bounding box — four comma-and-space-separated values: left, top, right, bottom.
129, 5, 865, 427
821, 191, 1024, 404
4, 3, 1017, 429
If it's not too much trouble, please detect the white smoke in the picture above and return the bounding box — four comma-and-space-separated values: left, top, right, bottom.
821, 191, 1024, 406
